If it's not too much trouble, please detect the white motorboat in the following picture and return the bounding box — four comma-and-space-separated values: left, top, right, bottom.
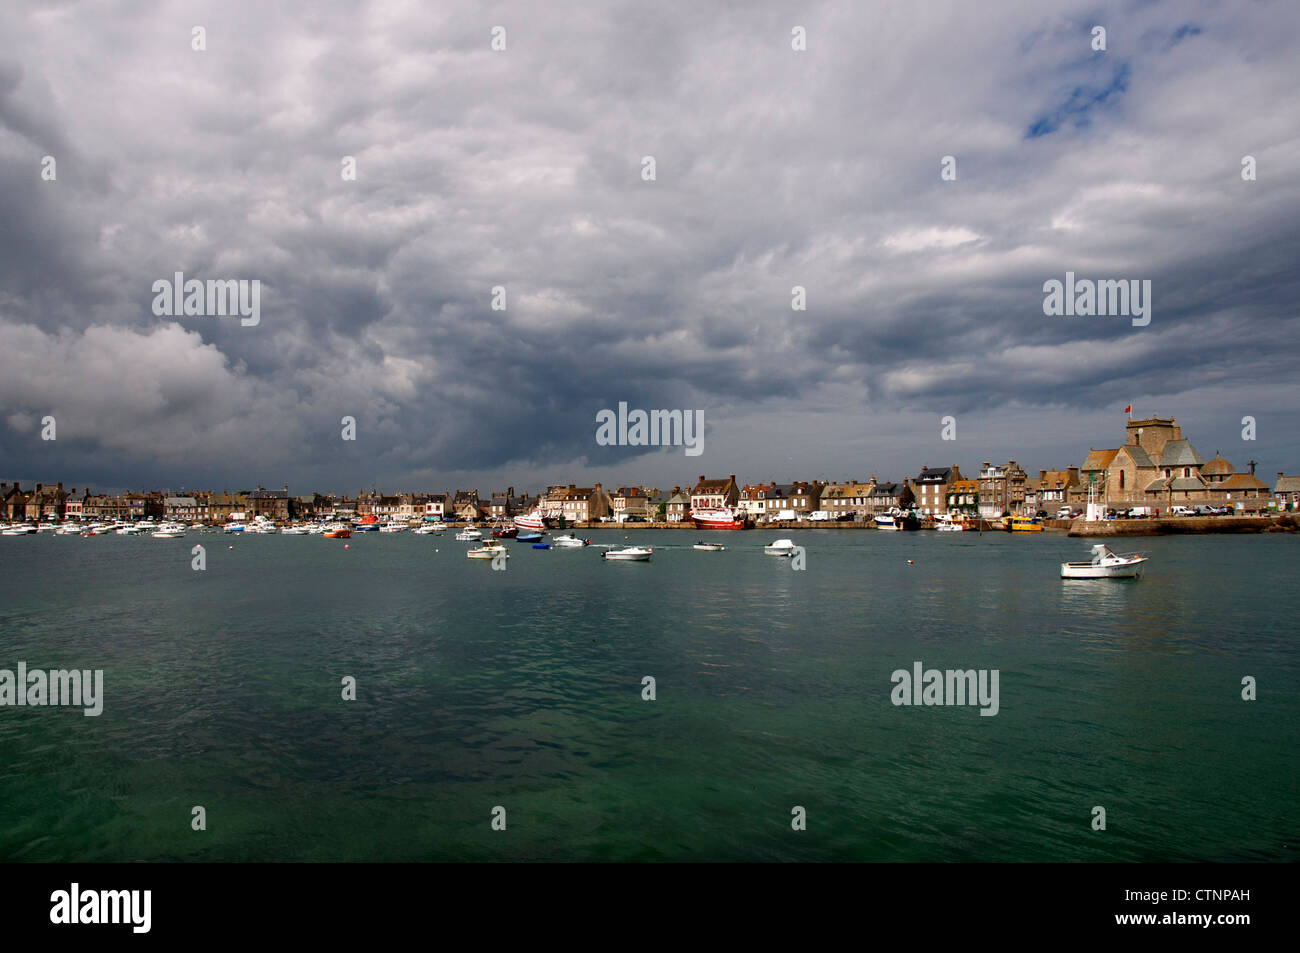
467, 541, 509, 560
551, 535, 589, 548
1060, 544, 1148, 579
37, 522, 60, 533
2, 525, 34, 536
764, 538, 797, 556
935, 515, 964, 532
115, 524, 144, 535
874, 514, 897, 529
602, 546, 652, 561
279, 525, 309, 535
411, 523, 441, 535
693, 542, 726, 551
305, 524, 326, 535
379, 521, 406, 533
223, 523, 246, 533
151, 522, 186, 538
56, 523, 84, 535
455, 527, 483, 541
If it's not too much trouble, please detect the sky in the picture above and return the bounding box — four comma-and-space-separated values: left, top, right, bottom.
2, 0, 1298, 497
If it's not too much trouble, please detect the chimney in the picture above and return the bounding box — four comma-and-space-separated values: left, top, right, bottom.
36, 483, 42, 492
699, 475, 705, 485
1279, 472, 1285, 481
1040, 469, 1047, 481
57, 481, 63, 490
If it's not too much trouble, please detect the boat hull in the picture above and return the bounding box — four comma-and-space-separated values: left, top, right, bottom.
1061, 560, 1146, 579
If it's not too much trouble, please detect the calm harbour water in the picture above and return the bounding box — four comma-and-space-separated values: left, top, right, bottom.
0, 528, 1296, 862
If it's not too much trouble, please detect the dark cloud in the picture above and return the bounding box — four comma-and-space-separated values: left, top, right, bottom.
1, 0, 1298, 495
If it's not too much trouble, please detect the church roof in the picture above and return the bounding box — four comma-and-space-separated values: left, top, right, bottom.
1159, 439, 1205, 467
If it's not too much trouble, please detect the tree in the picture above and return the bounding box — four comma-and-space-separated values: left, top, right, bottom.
898, 483, 916, 510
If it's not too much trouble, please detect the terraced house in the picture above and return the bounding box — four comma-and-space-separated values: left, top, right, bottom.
866, 478, 901, 515
690, 474, 739, 512
913, 466, 962, 517
945, 479, 979, 515
977, 461, 1027, 518
817, 481, 870, 519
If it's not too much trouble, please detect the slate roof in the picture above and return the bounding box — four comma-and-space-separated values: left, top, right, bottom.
1120, 445, 1156, 468
1159, 439, 1205, 468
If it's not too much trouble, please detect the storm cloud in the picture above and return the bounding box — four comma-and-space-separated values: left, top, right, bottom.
2, 0, 1297, 494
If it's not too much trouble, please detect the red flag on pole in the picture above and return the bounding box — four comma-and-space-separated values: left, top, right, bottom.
1124, 404, 1132, 414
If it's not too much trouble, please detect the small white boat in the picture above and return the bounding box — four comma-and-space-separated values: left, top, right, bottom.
1060, 544, 1148, 579
151, 522, 187, 538
378, 521, 406, 533
455, 527, 483, 541
37, 522, 60, 533
223, 523, 246, 533
467, 541, 509, 560
693, 542, 726, 551
551, 535, 589, 548
935, 516, 964, 532
56, 523, 84, 535
279, 525, 309, 535
115, 524, 144, 536
874, 514, 897, 529
602, 546, 653, 561
2, 525, 34, 536
411, 524, 442, 535
764, 538, 797, 556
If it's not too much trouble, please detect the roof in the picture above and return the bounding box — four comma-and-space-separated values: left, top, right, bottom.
1082, 449, 1119, 471
915, 466, 954, 483
1220, 473, 1267, 490
868, 482, 900, 496
1275, 476, 1300, 493
1159, 439, 1205, 468
1039, 469, 1079, 488
1200, 454, 1235, 476
248, 488, 288, 499
1118, 445, 1156, 468
692, 478, 733, 492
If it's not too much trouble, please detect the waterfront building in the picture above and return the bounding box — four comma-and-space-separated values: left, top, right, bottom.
977, 461, 1027, 518
820, 480, 874, 519
738, 482, 774, 520
665, 487, 690, 522
611, 486, 652, 521
690, 474, 739, 512
558, 483, 611, 523
866, 477, 901, 515
913, 466, 962, 517
945, 479, 979, 515
1275, 473, 1300, 507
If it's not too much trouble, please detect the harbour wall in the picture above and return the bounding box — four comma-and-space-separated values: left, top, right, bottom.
1068, 514, 1299, 536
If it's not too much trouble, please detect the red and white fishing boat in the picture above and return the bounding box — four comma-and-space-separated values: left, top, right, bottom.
691, 507, 748, 530
513, 510, 547, 533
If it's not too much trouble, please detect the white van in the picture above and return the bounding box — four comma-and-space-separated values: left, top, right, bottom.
1169, 505, 1193, 516
775, 509, 798, 522
808, 511, 832, 522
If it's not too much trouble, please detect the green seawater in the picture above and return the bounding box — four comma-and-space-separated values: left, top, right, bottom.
0, 528, 1295, 861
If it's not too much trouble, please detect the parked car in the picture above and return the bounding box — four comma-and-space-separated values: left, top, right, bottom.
1035, 510, 1048, 519
1170, 505, 1195, 516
